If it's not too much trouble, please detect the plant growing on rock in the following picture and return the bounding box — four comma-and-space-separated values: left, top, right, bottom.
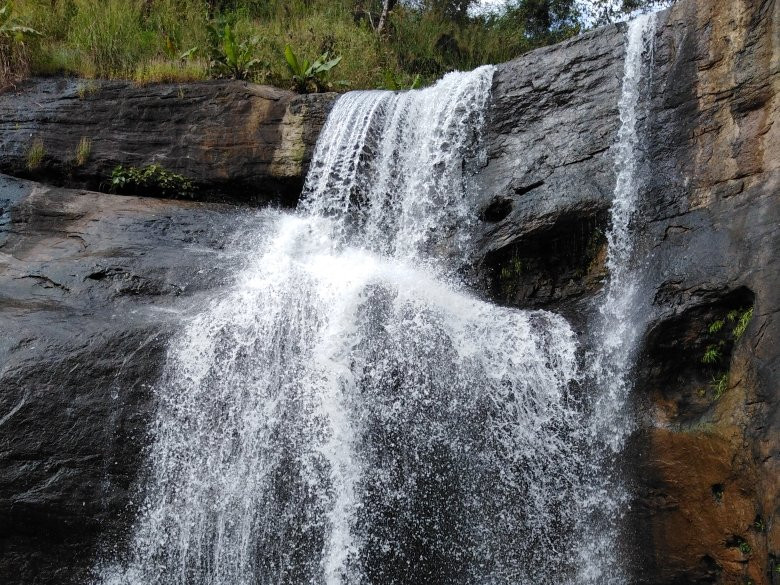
74, 137, 91, 167
732, 307, 753, 339
284, 45, 342, 93
26, 139, 45, 170
111, 164, 195, 198
711, 372, 729, 400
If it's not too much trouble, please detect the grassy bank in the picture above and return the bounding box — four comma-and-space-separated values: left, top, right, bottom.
10, 0, 583, 91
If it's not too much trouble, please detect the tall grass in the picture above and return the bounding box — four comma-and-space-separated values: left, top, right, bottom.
15, 0, 580, 89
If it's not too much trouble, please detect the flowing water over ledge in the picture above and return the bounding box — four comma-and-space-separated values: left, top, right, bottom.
97, 20, 657, 584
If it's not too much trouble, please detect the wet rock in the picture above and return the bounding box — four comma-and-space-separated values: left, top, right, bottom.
0, 78, 337, 203
474, 0, 779, 582
0, 174, 265, 583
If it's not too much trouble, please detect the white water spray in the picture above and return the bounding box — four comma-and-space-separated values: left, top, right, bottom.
97, 67, 592, 585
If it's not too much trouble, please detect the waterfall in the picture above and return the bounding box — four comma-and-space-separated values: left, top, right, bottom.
96, 67, 589, 585
97, 19, 657, 583
574, 13, 657, 585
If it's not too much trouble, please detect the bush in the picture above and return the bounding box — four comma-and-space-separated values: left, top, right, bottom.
284, 45, 342, 92
111, 164, 195, 198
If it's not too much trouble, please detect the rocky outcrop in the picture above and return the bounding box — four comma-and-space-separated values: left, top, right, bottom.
477, 0, 779, 583
0, 78, 336, 203
627, 1, 779, 583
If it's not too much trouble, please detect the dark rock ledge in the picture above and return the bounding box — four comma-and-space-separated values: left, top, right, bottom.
0, 78, 337, 204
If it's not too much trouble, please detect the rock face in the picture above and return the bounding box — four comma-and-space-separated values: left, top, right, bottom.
0, 0, 777, 583
0, 174, 266, 583
477, 0, 779, 583
0, 78, 336, 203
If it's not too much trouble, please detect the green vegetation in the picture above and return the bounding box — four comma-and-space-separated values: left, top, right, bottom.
1, 1, 41, 89
711, 372, 728, 400
205, 22, 263, 80
753, 515, 765, 533
110, 164, 195, 198
701, 343, 722, 365
74, 136, 91, 167
11, 0, 603, 91
26, 139, 45, 170
698, 303, 754, 400
284, 45, 343, 93
732, 306, 753, 339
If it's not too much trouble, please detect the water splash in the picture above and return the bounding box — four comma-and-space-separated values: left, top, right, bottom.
97, 68, 592, 585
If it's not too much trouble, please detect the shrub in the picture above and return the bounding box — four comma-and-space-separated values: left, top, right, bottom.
111, 164, 195, 198
284, 44, 342, 93
205, 22, 263, 80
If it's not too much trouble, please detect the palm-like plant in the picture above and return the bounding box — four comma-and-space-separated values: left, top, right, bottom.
205, 22, 262, 80
284, 45, 342, 93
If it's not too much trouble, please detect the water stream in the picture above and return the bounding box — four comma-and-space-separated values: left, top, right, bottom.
98, 17, 656, 585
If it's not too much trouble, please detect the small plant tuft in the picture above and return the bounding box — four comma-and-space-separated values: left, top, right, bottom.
753, 515, 765, 533
701, 344, 722, 365
708, 319, 725, 334
74, 136, 91, 167
733, 307, 753, 339
26, 138, 45, 170
711, 372, 729, 400
111, 164, 195, 198
76, 81, 99, 99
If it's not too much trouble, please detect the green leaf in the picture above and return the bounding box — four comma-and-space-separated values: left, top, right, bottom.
179, 47, 198, 61
284, 45, 300, 76
223, 25, 237, 66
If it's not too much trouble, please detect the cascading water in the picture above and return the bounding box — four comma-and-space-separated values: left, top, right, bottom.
97, 17, 656, 585
574, 13, 657, 585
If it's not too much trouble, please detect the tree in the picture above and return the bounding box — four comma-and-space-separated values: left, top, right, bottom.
377, 0, 398, 34
502, 0, 580, 46
588, 0, 669, 24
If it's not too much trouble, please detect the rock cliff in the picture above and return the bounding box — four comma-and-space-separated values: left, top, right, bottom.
0, 0, 777, 583
476, 0, 779, 583
0, 79, 335, 203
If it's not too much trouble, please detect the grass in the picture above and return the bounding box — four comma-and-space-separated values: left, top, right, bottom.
12, 0, 581, 90
133, 58, 207, 84
26, 138, 45, 170
74, 136, 91, 167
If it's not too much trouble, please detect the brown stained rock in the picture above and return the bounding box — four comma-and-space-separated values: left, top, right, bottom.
0, 79, 337, 203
